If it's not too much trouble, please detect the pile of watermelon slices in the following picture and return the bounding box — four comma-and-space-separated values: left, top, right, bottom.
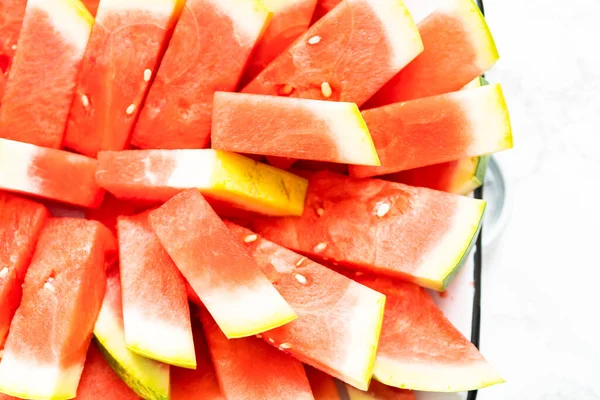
0, 0, 513, 398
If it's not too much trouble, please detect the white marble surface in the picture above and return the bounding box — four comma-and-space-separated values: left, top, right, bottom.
475, 1, 600, 399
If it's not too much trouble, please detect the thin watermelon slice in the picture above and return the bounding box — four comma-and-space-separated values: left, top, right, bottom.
250, 171, 486, 291
0, 218, 115, 400
0, 0, 27, 103
353, 274, 504, 392
349, 84, 513, 178
64, 0, 184, 157
199, 309, 314, 400
148, 189, 297, 338
305, 366, 341, 399
365, 0, 499, 107
0, 0, 93, 148
117, 212, 195, 368
239, 0, 318, 87
226, 222, 385, 390
95, 149, 308, 216
81, 0, 100, 16
131, 0, 271, 150
0, 193, 49, 349
242, 0, 423, 108
0, 138, 105, 208
94, 267, 171, 400
346, 380, 415, 400
212, 92, 379, 166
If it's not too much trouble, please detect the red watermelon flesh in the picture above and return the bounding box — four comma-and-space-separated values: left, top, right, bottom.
250, 171, 486, 291
131, 0, 271, 150
349, 84, 513, 178
117, 212, 195, 368
0, 218, 116, 400
226, 222, 385, 391
311, 0, 341, 23
346, 380, 415, 400
0, 138, 105, 208
85, 193, 147, 235
242, 0, 423, 108
0, 0, 93, 148
239, 0, 318, 88
352, 274, 504, 392
199, 309, 314, 400
0, 193, 49, 349
81, 0, 100, 16
0, 0, 27, 103
64, 0, 184, 157
305, 366, 341, 400
148, 189, 296, 339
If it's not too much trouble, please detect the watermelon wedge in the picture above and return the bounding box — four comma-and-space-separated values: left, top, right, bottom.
226, 222, 385, 390
346, 380, 415, 400
242, 0, 423, 108
149, 189, 297, 338
239, 0, 318, 87
0, 138, 105, 208
212, 92, 379, 166
131, 0, 271, 150
117, 212, 195, 368
0, 0, 93, 148
81, 0, 100, 16
64, 0, 184, 157
250, 171, 486, 291
199, 309, 314, 400
353, 274, 504, 392
95, 149, 308, 216
0, 194, 49, 349
0, 218, 115, 400
305, 366, 341, 400
349, 84, 513, 178
94, 267, 171, 400
365, 0, 499, 107
0, 0, 27, 103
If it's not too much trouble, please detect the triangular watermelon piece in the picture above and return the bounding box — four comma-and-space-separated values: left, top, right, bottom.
250, 171, 485, 291
305, 366, 341, 399
0, 0, 93, 148
226, 222, 385, 390
132, 0, 271, 150
212, 92, 379, 166
199, 309, 314, 400
0, 219, 115, 400
346, 380, 415, 400
0, 0, 27, 103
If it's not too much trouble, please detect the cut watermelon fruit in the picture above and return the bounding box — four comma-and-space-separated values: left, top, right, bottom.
212, 92, 379, 166
0, 0, 92, 148
349, 84, 513, 178
81, 0, 100, 15
346, 380, 415, 400
131, 0, 271, 150
305, 366, 341, 399
0, 193, 49, 349
242, 0, 423, 108
64, 0, 184, 157
85, 193, 147, 235
365, 0, 499, 107
250, 171, 486, 291
149, 189, 296, 338
199, 309, 314, 400
226, 222, 385, 390
0, 138, 105, 208
239, 0, 318, 87
94, 267, 171, 400
353, 274, 504, 392
96, 149, 308, 216
0, 218, 115, 400
117, 212, 195, 368
0, 0, 27, 103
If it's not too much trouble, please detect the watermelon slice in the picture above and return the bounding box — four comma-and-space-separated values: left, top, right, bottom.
0, 0, 93, 148
149, 189, 297, 338
131, 0, 271, 150
0, 138, 105, 208
94, 267, 171, 400
349, 84, 513, 178
212, 92, 379, 166
0, 193, 49, 349
226, 222, 385, 390
305, 366, 341, 399
95, 149, 308, 216
250, 171, 486, 291
199, 309, 314, 400
0, 218, 115, 400
346, 380, 415, 400
81, 0, 100, 16
242, 0, 423, 108
0, 0, 27, 103
64, 0, 184, 157
353, 274, 504, 392
117, 212, 195, 368
239, 0, 318, 87
365, 0, 499, 107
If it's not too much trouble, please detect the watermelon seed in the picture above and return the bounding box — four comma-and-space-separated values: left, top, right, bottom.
279, 343, 291, 350
11, 44, 17, 51
81, 95, 90, 108
294, 273, 307, 284
354, 271, 364, 277
375, 203, 391, 218
316, 207, 324, 217
296, 258, 306, 267
314, 242, 328, 253
268, 338, 275, 344
0, 267, 8, 279
43, 277, 55, 292
244, 234, 258, 243
144, 69, 152, 82
321, 82, 333, 98
126, 104, 136, 115
308, 35, 321, 45
278, 84, 295, 96
256, 334, 262, 339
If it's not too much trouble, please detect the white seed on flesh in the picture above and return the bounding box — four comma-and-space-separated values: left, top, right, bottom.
244, 234, 258, 243
11, 44, 17, 51
81, 94, 89, 108
296, 258, 306, 267
313, 242, 327, 253
316, 207, 324, 217
308, 35, 321, 45
44, 277, 55, 292
268, 338, 275, 343
0, 267, 8, 279
279, 343, 291, 349
294, 274, 307, 284
279, 84, 294, 96
126, 104, 136, 115
321, 82, 332, 98
375, 202, 391, 218
355, 271, 364, 277
143, 69, 152, 82
256, 334, 262, 339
